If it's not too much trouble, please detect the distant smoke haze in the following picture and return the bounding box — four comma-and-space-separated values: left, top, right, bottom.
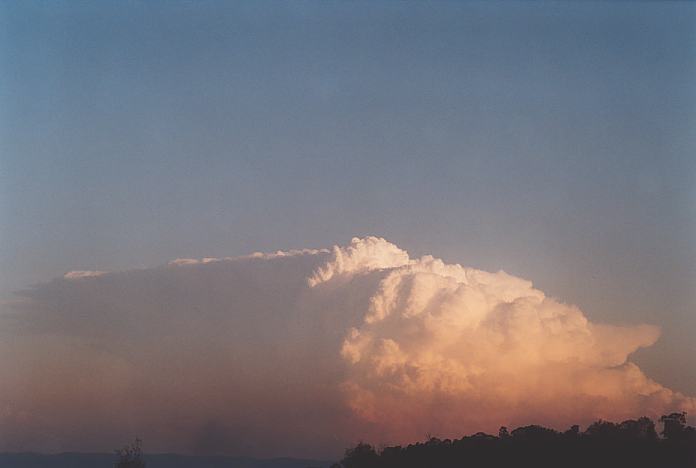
1, 237, 693, 458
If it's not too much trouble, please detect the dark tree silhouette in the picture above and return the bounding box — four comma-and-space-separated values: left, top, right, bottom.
662, 412, 690, 441
341, 442, 380, 468
335, 414, 696, 468
114, 438, 146, 468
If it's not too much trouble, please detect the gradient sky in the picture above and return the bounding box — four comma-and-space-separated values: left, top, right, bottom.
1, 0, 695, 403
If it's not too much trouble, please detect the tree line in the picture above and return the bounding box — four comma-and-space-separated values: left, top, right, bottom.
334, 413, 696, 468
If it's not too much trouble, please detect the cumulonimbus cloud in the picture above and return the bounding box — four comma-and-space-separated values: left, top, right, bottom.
0, 237, 693, 457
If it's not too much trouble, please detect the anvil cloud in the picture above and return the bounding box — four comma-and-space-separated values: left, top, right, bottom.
0, 237, 693, 457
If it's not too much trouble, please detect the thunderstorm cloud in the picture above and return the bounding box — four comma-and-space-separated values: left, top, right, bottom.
0, 237, 693, 457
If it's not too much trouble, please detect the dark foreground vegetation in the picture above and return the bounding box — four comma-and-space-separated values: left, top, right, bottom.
335, 413, 696, 468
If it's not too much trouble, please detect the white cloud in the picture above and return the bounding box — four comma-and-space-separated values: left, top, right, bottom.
308, 236, 410, 286
1, 237, 693, 457
63, 270, 108, 279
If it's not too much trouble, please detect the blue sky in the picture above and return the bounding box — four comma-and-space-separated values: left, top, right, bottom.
1, 1, 695, 393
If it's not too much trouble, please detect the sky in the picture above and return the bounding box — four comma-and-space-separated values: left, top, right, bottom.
1, 0, 695, 457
